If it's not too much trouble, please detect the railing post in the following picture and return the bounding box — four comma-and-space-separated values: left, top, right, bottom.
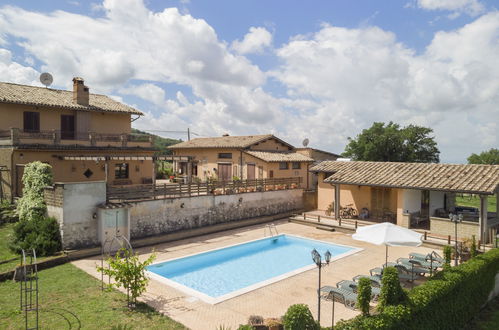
10, 128, 19, 145
178, 182, 181, 197
424, 231, 427, 240
447, 235, 451, 244
52, 129, 60, 145
120, 134, 127, 147
355, 221, 358, 229
318, 215, 321, 223
339, 218, 342, 226
88, 132, 95, 146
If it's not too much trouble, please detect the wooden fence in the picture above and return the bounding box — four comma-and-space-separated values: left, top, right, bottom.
107, 177, 302, 202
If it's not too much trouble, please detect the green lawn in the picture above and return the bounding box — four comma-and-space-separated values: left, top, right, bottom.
0, 223, 19, 273
456, 194, 497, 213
0, 263, 187, 329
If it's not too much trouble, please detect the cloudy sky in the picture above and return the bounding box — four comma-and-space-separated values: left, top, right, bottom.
0, 0, 498, 163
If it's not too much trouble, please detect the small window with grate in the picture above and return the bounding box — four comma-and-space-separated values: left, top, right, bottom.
218, 153, 232, 159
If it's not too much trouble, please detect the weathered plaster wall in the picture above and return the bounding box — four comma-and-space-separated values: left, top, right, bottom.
130, 189, 304, 239
46, 181, 106, 249
46, 182, 303, 249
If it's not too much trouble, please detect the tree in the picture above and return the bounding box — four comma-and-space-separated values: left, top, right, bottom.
98, 248, 156, 308
467, 148, 499, 165
342, 122, 440, 163
17, 161, 53, 221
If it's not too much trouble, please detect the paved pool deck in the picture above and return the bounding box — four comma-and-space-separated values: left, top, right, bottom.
72, 220, 439, 330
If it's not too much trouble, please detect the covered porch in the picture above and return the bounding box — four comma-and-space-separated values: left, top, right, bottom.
311, 161, 499, 243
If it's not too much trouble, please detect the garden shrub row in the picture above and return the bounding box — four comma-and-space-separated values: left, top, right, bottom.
335, 248, 499, 330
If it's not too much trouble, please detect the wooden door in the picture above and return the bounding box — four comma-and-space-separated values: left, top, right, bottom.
61, 115, 75, 140
247, 164, 255, 180
217, 163, 232, 181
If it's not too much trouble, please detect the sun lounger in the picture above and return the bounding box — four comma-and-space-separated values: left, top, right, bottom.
320, 285, 357, 309
410, 251, 444, 264
336, 280, 381, 300
371, 264, 420, 282
397, 258, 438, 274
397, 258, 433, 274
352, 274, 382, 287
401, 256, 442, 269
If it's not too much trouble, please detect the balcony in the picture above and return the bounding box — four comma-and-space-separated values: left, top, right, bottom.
0, 128, 153, 148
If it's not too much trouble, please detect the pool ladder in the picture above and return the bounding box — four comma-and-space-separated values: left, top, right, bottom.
264, 223, 279, 237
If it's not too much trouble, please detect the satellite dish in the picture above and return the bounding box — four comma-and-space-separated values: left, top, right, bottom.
39, 72, 53, 88
302, 138, 309, 147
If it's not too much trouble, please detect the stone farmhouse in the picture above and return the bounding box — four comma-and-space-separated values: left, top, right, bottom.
0, 78, 155, 199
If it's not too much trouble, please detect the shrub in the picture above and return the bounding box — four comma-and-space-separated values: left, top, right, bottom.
98, 248, 156, 308
470, 235, 478, 258
377, 267, 406, 312
335, 248, 499, 330
443, 245, 452, 265
282, 304, 318, 330
248, 315, 264, 325
16, 161, 53, 222
356, 277, 371, 315
0, 200, 18, 224
237, 325, 254, 330
10, 216, 61, 256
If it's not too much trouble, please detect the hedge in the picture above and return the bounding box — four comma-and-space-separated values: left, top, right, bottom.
335, 248, 499, 330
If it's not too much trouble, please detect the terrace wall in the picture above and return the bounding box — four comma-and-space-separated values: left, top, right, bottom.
45, 181, 303, 249
130, 189, 303, 239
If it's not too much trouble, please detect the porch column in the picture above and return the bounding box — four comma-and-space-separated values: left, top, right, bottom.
152, 158, 156, 186
187, 161, 192, 184
334, 183, 340, 219
479, 195, 488, 243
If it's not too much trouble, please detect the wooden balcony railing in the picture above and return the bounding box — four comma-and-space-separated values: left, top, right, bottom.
0, 128, 153, 147
107, 177, 302, 202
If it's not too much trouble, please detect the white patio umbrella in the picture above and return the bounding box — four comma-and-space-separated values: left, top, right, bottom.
352, 222, 423, 266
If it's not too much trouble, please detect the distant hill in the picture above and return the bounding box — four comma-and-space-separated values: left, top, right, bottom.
132, 128, 182, 155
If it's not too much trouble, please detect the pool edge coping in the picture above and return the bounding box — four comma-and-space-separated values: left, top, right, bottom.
146, 233, 363, 305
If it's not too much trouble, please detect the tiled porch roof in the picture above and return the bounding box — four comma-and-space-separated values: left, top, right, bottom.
311, 161, 499, 195
244, 150, 314, 162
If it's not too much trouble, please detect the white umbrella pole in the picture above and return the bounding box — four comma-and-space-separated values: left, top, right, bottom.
385, 245, 388, 267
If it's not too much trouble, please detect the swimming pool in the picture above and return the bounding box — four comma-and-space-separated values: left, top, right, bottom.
146, 234, 361, 304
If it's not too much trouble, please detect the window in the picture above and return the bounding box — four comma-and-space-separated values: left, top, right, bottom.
23, 112, 40, 132
292, 162, 301, 169
279, 162, 288, 170
218, 153, 232, 159
115, 163, 129, 179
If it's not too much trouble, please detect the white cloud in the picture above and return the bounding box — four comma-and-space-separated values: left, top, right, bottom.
416, 0, 486, 16
0, 1, 497, 163
231, 26, 273, 55
272, 13, 499, 162
120, 83, 166, 107
0, 48, 40, 85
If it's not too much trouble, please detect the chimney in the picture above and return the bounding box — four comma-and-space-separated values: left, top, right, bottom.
72, 77, 89, 106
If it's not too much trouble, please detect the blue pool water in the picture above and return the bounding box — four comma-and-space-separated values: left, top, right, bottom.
147, 235, 355, 299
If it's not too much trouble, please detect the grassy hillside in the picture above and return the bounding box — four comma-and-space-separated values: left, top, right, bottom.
132, 128, 181, 155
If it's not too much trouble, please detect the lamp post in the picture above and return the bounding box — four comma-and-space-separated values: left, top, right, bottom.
311, 248, 331, 326
449, 213, 463, 266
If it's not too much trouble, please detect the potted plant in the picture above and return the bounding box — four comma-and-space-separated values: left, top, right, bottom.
264, 318, 283, 330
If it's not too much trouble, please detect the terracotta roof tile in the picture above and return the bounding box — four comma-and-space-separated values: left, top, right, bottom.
310, 161, 499, 194
245, 150, 313, 162
0, 81, 143, 115
168, 134, 276, 149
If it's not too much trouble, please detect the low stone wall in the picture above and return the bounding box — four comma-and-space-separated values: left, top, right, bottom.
45, 182, 304, 249
430, 216, 479, 239
130, 189, 304, 239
